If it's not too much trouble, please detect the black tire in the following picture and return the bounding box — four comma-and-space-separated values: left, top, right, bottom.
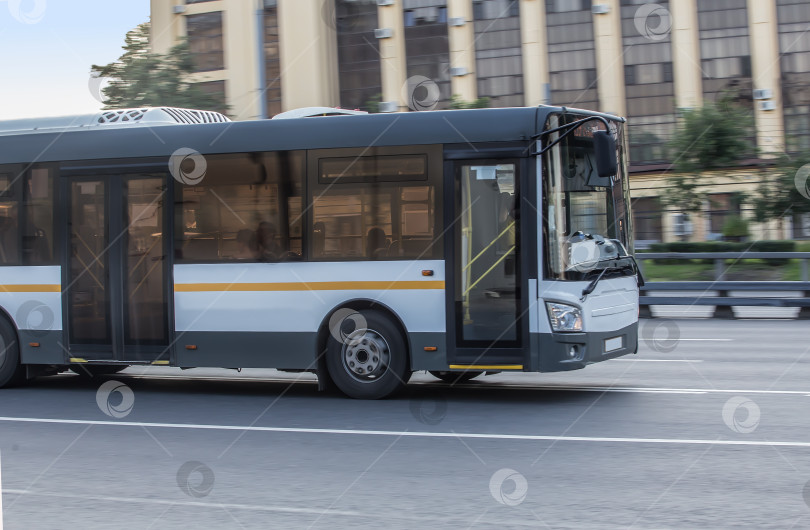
71, 365, 129, 378
429, 370, 484, 384
325, 309, 409, 399
0, 316, 26, 388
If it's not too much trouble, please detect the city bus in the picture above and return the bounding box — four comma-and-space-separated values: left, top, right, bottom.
0, 105, 640, 399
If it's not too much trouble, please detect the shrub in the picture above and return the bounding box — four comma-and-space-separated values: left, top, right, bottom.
721, 215, 749, 241
639, 240, 795, 265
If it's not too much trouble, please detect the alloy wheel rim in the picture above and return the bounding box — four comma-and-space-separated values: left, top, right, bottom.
341, 328, 390, 382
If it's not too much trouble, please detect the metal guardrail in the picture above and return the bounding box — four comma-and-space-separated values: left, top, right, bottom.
636, 252, 810, 319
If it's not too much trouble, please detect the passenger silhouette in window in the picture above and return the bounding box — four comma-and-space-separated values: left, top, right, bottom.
234, 229, 258, 259
257, 221, 282, 260
366, 227, 389, 258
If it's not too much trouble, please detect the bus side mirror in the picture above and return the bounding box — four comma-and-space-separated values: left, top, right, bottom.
593, 130, 617, 179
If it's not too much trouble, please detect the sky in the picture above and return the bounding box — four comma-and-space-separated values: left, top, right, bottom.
0, 0, 150, 119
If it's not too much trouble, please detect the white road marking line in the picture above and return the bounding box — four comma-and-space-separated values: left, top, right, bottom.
610, 359, 704, 362
61, 373, 810, 396
0, 489, 364, 517
675, 339, 733, 342
0, 416, 809, 448
0, 489, 539, 527
102, 374, 706, 393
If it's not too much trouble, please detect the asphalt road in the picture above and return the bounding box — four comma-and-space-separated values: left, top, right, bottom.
1, 318, 810, 529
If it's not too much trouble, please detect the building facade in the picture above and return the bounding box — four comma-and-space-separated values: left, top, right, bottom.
150, 0, 810, 242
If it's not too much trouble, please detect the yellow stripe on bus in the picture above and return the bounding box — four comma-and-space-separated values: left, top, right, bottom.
0, 284, 61, 293
174, 280, 445, 292
448, 364, 524, 370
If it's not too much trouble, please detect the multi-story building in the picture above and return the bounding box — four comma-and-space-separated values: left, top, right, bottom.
150, 0, 810, 242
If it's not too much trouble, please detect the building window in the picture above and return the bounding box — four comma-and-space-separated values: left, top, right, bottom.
175, 151, 305, 262
187, 12, 225, 72
777, 0, 810, 153
263, 5, 282, 117
196, 80, 227, 116
697, 0, 752, 105
473, 1, 524, 108
336, 0, 382, 112
548, 0, 586, 12
620, 0, 676, 166
404, 0, 451, 109
793, 213, 810, 239
632, 197, 663, 246
309, 149, 441, 260
707, 193, 742, 238
545, 1, 598, 110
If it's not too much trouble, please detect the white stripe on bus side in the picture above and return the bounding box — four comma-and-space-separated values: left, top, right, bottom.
0, 266, 63, 331
173, 261, 447, 333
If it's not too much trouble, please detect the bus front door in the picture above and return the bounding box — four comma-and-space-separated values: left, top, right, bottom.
65, 175, 170, 363
447, 160, 525, 368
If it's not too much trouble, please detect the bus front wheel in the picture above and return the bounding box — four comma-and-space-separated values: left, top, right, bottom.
326, 309, 409, 399
0, 317, 26, 388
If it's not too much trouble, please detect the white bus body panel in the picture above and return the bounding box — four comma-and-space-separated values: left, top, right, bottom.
0, 266, 62, 332
538, 276, 638, 333
173, 261, 447, 334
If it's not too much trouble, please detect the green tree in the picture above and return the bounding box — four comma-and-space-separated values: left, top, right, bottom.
721, 214, 749, 241
660, 97, 755, 214
449, 94, 491, 109
669, 97, 755, 173
364, 93, 382, 113
91, 22, 227, 114
752, 151, 810, 222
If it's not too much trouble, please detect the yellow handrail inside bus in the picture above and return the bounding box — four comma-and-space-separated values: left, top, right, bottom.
463, 245, 515, 297
462, 220, 515, 273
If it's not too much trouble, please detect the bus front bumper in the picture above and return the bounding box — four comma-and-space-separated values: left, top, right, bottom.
535, 322, 638, 372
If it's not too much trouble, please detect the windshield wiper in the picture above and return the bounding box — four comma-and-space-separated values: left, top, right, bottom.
580, 267, 609, 301
579, 258, 640, 301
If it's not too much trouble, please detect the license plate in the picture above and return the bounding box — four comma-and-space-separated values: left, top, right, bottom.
604, 336, 623, 353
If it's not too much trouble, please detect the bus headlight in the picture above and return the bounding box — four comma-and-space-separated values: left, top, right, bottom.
546, 302, 583, 332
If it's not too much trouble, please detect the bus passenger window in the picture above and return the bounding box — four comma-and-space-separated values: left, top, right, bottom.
174, 151, 304, 262
0, 173, 19, 265
24, 168, 54, 265
310, 152, 439, 261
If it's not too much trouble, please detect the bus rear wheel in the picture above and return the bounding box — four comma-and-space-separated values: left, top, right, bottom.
326, 309, 409, 399
0, 317, 26, 388
429, 371, 483, 384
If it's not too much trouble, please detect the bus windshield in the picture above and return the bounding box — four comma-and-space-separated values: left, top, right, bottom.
542, 114, 633, 280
